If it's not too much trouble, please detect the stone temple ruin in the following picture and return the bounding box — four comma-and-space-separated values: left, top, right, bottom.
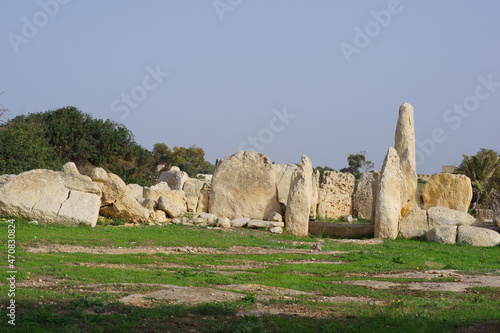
1, 103, 499, 246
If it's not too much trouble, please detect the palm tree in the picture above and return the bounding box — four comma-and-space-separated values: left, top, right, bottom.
456, 149, 500, 215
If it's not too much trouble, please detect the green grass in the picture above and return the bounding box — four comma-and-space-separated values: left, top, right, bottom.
1, 218, 499, 332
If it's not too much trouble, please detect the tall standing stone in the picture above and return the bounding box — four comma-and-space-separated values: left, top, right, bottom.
285, 155, 313, 237
394, 103, 419, 216
375, 148, 405, 239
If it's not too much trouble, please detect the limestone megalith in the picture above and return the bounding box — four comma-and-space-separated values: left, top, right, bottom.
285, 155, 313, 237
394, 103, 419, 216
375, 148, 405, 239
209, 151, 281, 220
422, 173, 473, 212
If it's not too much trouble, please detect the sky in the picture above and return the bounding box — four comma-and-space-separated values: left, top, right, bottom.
1, 0, 499, 174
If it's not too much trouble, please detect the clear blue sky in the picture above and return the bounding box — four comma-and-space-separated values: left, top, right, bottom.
1, 0, 499, 174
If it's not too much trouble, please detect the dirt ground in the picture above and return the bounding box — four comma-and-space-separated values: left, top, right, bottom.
23, 240, 500, 318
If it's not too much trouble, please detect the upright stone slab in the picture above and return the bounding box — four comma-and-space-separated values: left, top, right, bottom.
183, 179, 206, 212
375, 148, 405, 239
272, 164, 298, 206
209, 151, 281, 220
422, 173, 473, 212
285, 155, 313, 237
317, 171, 355, 220
353, 171, 380, 221
196, 182, 211, 213
394, 103, 419, 216
310, 170, 320, 218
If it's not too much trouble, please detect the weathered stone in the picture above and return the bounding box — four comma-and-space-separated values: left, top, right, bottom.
0, 175, 15, 187
156, 191, 187, 218
311, 170, 320, 218
375, 148, 405, 239
231, 217, 250, 228
158, 196, 181, 218
159, 169, 189, 191
127, 184, 144, 199
494, 210, 500, 227
137, 198, 156, 213
342, 215, 357, 223
394, 103, 419, 216
272, 163, 298, 206
476, 209, 493, 222
93, 172, 127, 206
268, 212, 283, 222
196, 182, 211, 213
58, 190, 101, 226
426, 226, 457, 244
399, 208, 428, 239
100, 193, 150, 223
0, 169, 101, 227
269, 227, 283, 234
59, 173, 102, 196
285, 155, 313, 237
143, 182, 172, 202
457, 226, 500, 247
183, 179, 205, 212
209, 151, 281, 220
353, 171, 380, 221
427, 206, 476, 228
217, 217, 231, 229
150, 210, 169, 223
422, 173, 473, 212
247, 220, 285, 229
89, 167, 108, 182
62, 162, 80, 175
199, 212, 218, 223
85, 168, 150, 224
318, 171, 355, 220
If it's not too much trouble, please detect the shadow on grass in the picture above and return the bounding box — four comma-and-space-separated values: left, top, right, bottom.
1, 299, 497, 333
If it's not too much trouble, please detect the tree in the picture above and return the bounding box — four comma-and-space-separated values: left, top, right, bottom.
0, 106, 214, 185
152, 143, 172, 165
0, 92, 10, 124
340, 151, 374, 179
153, 144, 214, 177
455, 148, 500, 214
0, 115, 63, 174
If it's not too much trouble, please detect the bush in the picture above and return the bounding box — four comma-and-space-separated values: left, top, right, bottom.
0, 106, 214, 186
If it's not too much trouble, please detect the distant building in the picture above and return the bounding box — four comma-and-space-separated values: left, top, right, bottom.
442, 165, 458, 173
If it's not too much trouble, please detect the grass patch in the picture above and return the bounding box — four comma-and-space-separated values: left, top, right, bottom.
1, 217, 499, 332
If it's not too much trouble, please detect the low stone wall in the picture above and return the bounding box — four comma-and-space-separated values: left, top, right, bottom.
308, 221, 374, 238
